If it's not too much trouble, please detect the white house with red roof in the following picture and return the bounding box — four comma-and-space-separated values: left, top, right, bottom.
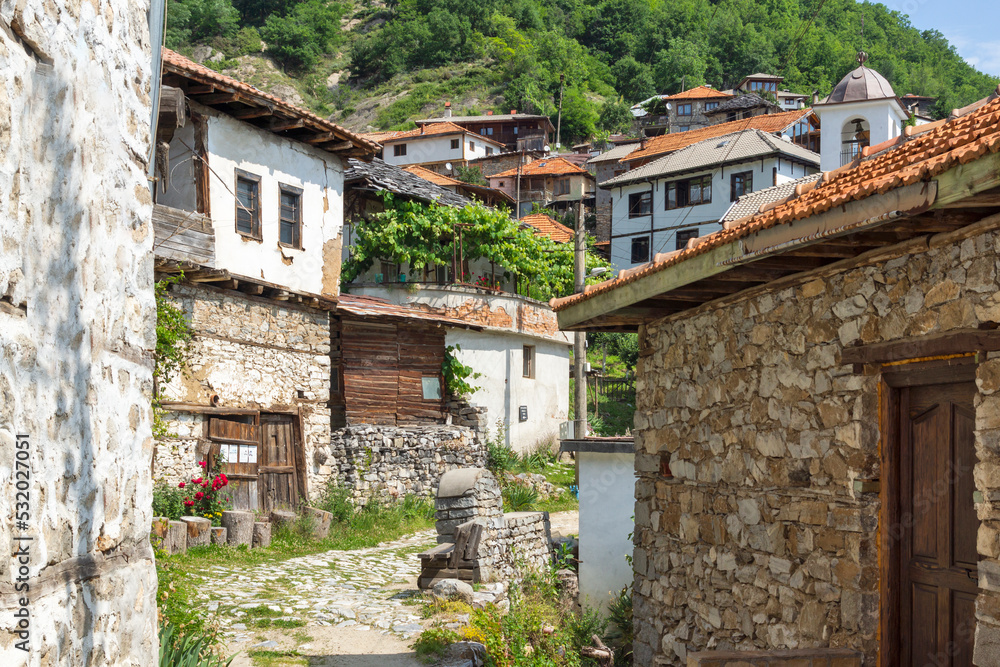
361, 121, 506, 173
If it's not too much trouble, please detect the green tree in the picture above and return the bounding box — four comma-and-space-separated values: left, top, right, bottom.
611, 56, 655, 103
260, 0, 345, 71
165, 0, 240, 48
652, 38, 708, 93
598, 97, 633, 134
557, 87, 599, 144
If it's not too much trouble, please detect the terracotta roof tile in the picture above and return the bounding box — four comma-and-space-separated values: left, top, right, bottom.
666, 85, 733, 101
551, 95, 1000, 313
519, 213, 574, 243
492, 157, 592, 179
402, 165, 462, 187
623, 109, 814, 164
337, 294, 481, 329
160, 49, 377, 155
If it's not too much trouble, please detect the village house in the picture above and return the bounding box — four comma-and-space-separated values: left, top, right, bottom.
488, 156, 597, 218
734, 73, 810, 111
361, 121, 506, 174
552, 68, 1000, 667
589, 141, 642, 245
402, 165, 514, 209
0, 0, 159, 661
151, 49, 377, 511
632, 85, 734, 137
704, 93, 783, 124
417, 107, 556, 152
603, 129, 820, 271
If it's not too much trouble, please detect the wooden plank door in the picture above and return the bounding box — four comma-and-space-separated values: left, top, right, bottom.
899, 381, 978, 667
209, 417, 260, 511
259, 414, 300, 512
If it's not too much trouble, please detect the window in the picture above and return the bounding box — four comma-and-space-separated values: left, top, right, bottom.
486, 147, 494, 156
555, 178, 570, 196
513, 126, 519, 135
705, 102, 719, 111
522, 345, 535, 378
235, 170, 261, 239
677, 103, 692, 116
666, 175, 711, 209
731, 171, 753, 201
630, 236, 650, 264
469, 141, 475, 151
676, 228, 699, 250
394, 144, 407, 156
278, 184, 302, 248
499, 181, 506, 187
451, 138, 460, 150
421, 376, 442, 399
480, 127, 494, 136
628, 191, 652, 217
676, 126, 690, 133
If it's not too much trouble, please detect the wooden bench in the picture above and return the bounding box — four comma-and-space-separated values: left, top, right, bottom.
418, 520, 484, 589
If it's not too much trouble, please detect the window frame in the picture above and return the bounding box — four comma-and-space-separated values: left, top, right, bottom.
555, 178, 570, 196
730, 171, 753, 201
235, 169, 262, 240
451, 138, 460, 150
522, 345, 535, 379
705, 101, 719, 112
628, 191, 652, 218
675, 228, 699, 250
278, 183, 303, 249
469, 141, 476, 151
665, 175, 712, 210
630, 236, 650, 264
393, 143, 407, 157
677, 103, 693, 116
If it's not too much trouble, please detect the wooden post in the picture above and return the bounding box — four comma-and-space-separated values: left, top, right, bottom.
304, 507, 333, 540
181, 516, 211, 548
574, 201, 587, 439
211, 526, 228, 545
270, 509, 297, 529
222, 510, 254, 547
150, 517, 170, 551
166, 520, 187, 555
252, 522, 272, 548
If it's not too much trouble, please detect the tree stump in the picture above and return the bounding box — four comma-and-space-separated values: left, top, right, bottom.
211, 527, 228, 545
269, 509, 297, 530
304, 507, 333, 539
181, 516, 211, 548
253, 521, 272, 548
222, 510, 254, 547
150, 517, 170, 551
166, 520, 187, 555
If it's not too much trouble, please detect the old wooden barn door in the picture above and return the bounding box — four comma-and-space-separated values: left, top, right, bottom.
210, 416, 260, 511
898, 379, 979, 666
259, 413, 300, 512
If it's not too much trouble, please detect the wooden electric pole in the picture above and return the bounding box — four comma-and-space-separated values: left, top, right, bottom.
573, 200, 587, 439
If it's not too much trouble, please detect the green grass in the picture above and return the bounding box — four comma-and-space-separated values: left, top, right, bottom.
248, 649, 306, 667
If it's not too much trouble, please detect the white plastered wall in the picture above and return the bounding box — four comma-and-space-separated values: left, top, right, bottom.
814, 99, 909, 171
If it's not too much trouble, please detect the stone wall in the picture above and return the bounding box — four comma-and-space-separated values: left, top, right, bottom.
435, 469, 552, 582
686, 648, 862, 666
0, 0, 158, 663
156, 283, 331, 497
325, 424, 486, 501
632, 222, 1000, 665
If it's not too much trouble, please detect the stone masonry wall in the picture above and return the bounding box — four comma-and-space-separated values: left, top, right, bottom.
632, 222, 1000, 666
325, 424, 486, 502
156, 284, 331, 498
0, 1, 158, 664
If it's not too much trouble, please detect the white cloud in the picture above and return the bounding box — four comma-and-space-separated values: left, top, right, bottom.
940, 30, 1000, 77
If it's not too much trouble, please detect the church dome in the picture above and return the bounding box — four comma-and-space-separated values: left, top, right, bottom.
820, 52, 897, 104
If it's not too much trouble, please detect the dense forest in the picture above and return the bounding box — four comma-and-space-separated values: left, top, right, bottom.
165, 0, 999, 142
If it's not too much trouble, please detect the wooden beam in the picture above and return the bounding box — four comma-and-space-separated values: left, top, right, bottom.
184, 84, 214, 95
932, 151, 1000, 209
232, 106, 273, 120
238, 282, 264, 295
841, 328, 1000, 365
304, 132, 340, 144
269, 117, 305, 132
193, 93, 240, 105
320, 140, 357, 152
939, 192, 1000, 209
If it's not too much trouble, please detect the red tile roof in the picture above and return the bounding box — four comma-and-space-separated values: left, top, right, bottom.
666, 85, 733, 101
623, 109, 813, 164
520, 213, 574, 243
160, 49, 377, 155
337, 294, 482, 329
403, 165, 462, 187
552, 91, 1000, 313
371, 121, 505, 148
492, 157, 592, 179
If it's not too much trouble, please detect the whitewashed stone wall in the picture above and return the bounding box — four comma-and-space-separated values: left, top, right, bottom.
325, 424, 486, 502
156, 284, 331, 497
632, 223, 1000, 666
0, 0, 158, 664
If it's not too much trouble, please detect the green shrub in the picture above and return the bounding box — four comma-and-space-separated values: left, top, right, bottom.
606, 586, 633, 666
485, 420, 517, 477
413, 626, 460, 658
158, 621, 232, 667
152, 480, 188, 520
502, 484, 538, 512
260, 0, 344, 71
567, 608, 608, 655
315, 478, 355, 522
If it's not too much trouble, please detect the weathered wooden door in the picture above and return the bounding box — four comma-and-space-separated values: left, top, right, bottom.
210, 417, 260, 511
259, 414, 300, 512
899, 380, 978, 666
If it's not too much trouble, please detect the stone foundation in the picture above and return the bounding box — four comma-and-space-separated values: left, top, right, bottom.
687, 648, 862, 667
325, 424, 486, 501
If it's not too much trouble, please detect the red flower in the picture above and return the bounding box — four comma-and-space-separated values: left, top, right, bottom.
184, 499, 194, 507
198, 461, 207, 467
178, 482, 185, 488
193, 477, 203, 484
194, 491, 204, 500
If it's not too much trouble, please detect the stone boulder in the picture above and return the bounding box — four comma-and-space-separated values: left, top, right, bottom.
439, 641, 486, 667
432, 578, 474, 605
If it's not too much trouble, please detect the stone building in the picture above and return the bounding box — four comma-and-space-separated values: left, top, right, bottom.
0, 0, 159, 663
632, 86, 734, 137
150, 50, 377, 511
552, 89, 1000, 665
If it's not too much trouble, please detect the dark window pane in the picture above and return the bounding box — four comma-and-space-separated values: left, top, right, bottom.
676, 228, 699, 250
279, 189, 300, 246
236, 177, 258, 236
630, 237, 650, 263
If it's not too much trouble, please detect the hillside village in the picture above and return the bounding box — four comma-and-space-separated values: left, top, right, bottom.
7, 1, 1000, 667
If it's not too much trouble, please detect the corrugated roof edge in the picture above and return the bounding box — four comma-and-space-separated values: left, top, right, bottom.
550, 94, 1000, 314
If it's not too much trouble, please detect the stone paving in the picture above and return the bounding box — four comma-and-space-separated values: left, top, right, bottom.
187, 529, 439, 645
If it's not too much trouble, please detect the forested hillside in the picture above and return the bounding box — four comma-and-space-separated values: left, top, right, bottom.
165, 0, 999, 141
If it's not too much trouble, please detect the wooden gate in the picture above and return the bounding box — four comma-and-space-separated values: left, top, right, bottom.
259, 414, 300, 512
209, 416, 260, 511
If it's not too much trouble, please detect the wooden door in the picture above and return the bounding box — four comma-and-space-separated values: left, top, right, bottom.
210, 417, 260, 511
899, 380, 978, 666
259, 414, 300, 512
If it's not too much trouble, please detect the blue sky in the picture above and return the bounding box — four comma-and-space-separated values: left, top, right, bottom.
884, 0, 1000, 76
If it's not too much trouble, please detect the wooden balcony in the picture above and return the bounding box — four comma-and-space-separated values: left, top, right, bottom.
153, 204, 215, 267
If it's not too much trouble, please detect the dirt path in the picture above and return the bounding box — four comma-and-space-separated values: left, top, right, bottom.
195, 511, 578, 666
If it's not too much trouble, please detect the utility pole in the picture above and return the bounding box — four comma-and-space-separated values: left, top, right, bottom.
555, 73, 566, 152
573, 200, 587, 439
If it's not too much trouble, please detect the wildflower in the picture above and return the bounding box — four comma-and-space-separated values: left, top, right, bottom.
184, 499, 194, 508
194, 491, 204, 500
198, 461, 207, 467
178, 482, 185, 488
193, 477, 203, 485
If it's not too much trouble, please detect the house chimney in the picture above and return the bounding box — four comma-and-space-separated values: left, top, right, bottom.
444, 101, 452, 118
510, 109, 517, 115
486, 110, 493, 116
812, 89, 820, 105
